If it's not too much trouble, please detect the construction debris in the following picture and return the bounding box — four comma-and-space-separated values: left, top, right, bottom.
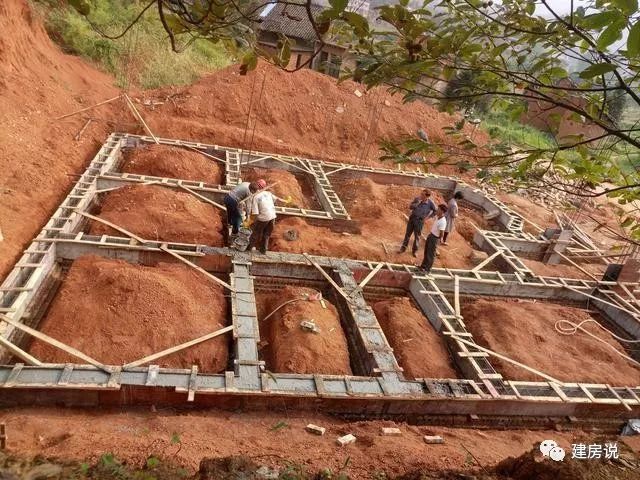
305, 424, 326, 436
423, 435, 444, 444
381, 427, 402, 436
337, 434, 356, 446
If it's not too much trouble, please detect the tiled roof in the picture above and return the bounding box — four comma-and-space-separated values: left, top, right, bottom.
258, 3, 324, 42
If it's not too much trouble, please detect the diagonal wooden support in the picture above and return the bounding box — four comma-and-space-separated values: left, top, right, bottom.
0, 314, 110, 372
454, 275, 461, 316
124, 325, 233, 368
123, 93, 159, 144
160, 245, 234, 292
564, 285, 640, 318
303, 253, 353, 305
176, 184, 226, 211
324, 165, 353, 177
55, 95, 122, 120
556, 251, 599, 282
471, 250, 504, 272
357, 263, 384, 290
450, 333, 566, 385
74, 209, 146, 244
0, 335, 42, 366
184, 145, 226, 165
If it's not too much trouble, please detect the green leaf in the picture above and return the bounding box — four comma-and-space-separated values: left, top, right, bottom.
621, 217, 635, 228
341, 12, 369, 37
240, 51, 258, 75
597, 20, 625, 50
628, 21, 640, 57
329, 0, 349, 13
582, 11, 620, 30
613, 0, 638, 15
579, 62, 617, 78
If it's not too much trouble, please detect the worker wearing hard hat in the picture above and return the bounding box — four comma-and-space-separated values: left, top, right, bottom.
224, 179, 263, 244
245, 179, 277, 254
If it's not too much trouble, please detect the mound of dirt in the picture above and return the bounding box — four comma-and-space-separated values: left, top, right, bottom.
241, 167, 314, 209
89, 184, 224, 246
461, 298, 640, 385
29, 255, 229, 371
271, 178, 481, 269
121, 144, 223, 184
373, 298, 457, 379
256, 286, 352, 375
143, 62, 489, 170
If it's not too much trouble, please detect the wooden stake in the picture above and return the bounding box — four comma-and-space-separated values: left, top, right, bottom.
176, 184, 226, 211
123, 94, 159, 144
303, 253, 353, 304
160, 245, 234, 292
0, 314, 109, 372
55, 95, 122, 120
0, 423, 6, 450
124, 325, 233, 368
454, 275, 460, 315
73, 209, 146, 245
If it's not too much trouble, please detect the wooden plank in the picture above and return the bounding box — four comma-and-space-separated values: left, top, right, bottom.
0, 336, 41, 366
607, 384, 633, 411
184, 145, 226, 165
187, 365, 198, 402
556, 251, 599, 282
74, 209, 146, 244
0, 313, 108, 372
454, 275, 460, 315
471, 250, 503, 272
564, 286, 640, 318
357, 263, 384, 290
450, 333, 565, 385
159, 246, 234, 292
302, 253, 353, 305
124, 325, 233, 367
176, 184, 226, 211
55, 95, 122, 120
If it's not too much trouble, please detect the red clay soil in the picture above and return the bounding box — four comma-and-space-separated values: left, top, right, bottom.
2, 408, 626, 479
121, 144, 223, 184
241, 167, 315, 209
0, 0, 119, 280
29, 255, 229, 372
89, 184, 224, 246
271, 178, 486, 268
497, 192, 555, 235
256, 286, 352, 375
523, 257, 606, 280
461, 298, 640, 385
373, 297, 457, 379
143, 62, 490, 170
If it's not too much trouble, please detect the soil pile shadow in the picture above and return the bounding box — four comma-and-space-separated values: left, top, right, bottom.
89, 184, 224, 246
121, 144, 223, 184
29, 255, 229, 372
462, 298, 640, 385
373, 297, 457, 379
257, 286, 352, 375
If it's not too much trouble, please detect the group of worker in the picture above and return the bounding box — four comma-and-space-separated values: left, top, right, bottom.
224, 178, 277, 254
400, 189, 463, 274
224, 178, 463, 274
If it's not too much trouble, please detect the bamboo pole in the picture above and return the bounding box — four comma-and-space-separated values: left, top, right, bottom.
55, 95, 122, 120
73, 209, 146, 244
160, 245, 234, 292
123, 93, 159, 144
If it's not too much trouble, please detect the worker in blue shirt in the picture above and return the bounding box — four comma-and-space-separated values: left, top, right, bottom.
399, 189, 437, 256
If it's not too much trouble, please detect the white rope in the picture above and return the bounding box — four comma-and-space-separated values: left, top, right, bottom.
554, 318, 640, 369
260, 293, 322, 323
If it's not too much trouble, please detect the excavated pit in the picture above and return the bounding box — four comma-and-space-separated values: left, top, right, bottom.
460, 297, 640, 386
271, 177, 490, 267
254, 284, 353, 375
120, 144, 224, 184
240, 166, 322, 210
88, 184, 224, 246
372, 296, 458, 380
28, 255, 231, 372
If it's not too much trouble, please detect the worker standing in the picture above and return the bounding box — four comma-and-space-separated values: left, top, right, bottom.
399, 189, 437, 256
442, 191, 463, 245
418, 204, 448, 274
246, 181, 277, 254
224, 180, 261, 243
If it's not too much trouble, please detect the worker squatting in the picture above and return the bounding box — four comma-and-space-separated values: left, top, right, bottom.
224, 179, 463, 275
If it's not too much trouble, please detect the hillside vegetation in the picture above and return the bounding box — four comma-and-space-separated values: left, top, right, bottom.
33, 0, 233, 89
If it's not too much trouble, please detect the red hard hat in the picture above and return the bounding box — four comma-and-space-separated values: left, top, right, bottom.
256, 179, 267, 189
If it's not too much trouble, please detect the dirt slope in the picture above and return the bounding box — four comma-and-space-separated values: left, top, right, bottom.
0, 0, 119, 279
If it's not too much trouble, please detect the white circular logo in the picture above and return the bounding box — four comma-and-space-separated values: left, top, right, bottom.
540, 439, 558, 456
549, 446, 566, 462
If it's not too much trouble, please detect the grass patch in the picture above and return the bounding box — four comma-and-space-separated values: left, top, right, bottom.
33, 0, 233, 89
480, 112, 556, 150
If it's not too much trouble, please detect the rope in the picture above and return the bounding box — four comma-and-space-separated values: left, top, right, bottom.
240, 69, 259, 162
247, 69, 268, 159
554, 318, 640, 369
